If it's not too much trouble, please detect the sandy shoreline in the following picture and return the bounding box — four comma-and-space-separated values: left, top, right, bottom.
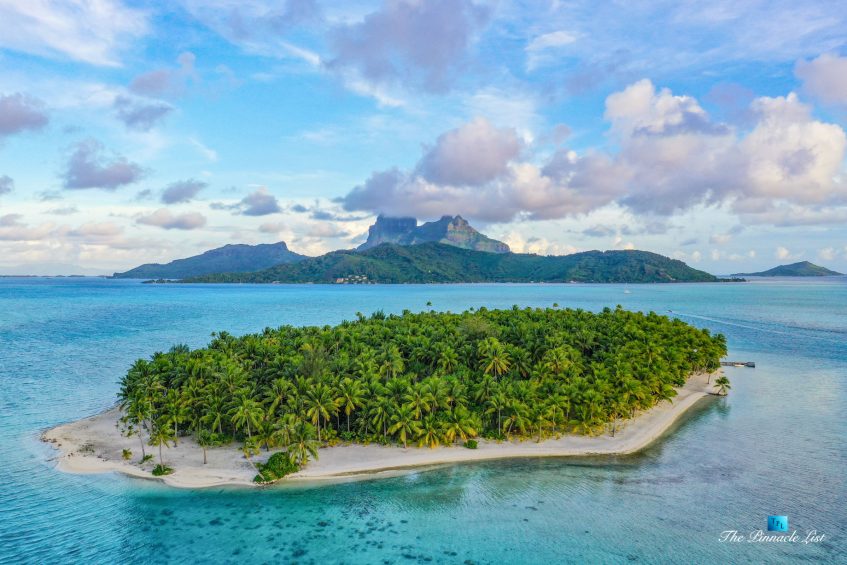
42, 371, 721, 489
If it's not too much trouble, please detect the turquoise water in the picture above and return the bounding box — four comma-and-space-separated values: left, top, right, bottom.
1, 278, 844, 564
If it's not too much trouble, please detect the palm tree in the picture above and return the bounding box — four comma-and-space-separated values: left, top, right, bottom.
442, 407, 477, 444
369, 395, 393, 440
304, 383, 336, 442
714, 376, 731, 396
485, 393, 507, 436
229, 393, 264, 439
388, 405, 420, 448
286, 419, 320, 466
241, 437, 260, 472
404, 382, 433, 419
149, 422, 174, 466
336, 378, 365, 433
479, 338, 511, 379
162, 389, 188, 445
437, 347, 459, 374
417, 414, 443, 448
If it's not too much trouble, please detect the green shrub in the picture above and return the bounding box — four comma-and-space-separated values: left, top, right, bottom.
464, 439, 478, 449
122, 449, 132, 460
152, 464, 173, 476
254, 452, 300, 483
141, 454, 153, 464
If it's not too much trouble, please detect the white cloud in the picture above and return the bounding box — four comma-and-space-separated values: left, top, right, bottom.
795, 53, 847, 106
818, 247, 837, 261
62, 139, 144, 190
417, 118, 521, 186
0, 0, 149, 66
776, 246, 791, 260
526, 30, 578, 71
340, 80, 847, 226
137, 209, 207, 230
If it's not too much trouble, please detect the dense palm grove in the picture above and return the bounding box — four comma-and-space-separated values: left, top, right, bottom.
118, 306, 726, 480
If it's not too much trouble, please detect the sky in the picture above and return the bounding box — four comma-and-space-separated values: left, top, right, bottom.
1, 0, 846, 275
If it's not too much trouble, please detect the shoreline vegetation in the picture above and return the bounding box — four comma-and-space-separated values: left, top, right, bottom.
43, 306, 728, 488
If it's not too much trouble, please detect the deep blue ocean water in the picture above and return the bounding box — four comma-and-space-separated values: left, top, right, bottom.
0, 278, 844, 564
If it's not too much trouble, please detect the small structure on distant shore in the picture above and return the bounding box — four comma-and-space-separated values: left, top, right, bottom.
720, 361, 755, 368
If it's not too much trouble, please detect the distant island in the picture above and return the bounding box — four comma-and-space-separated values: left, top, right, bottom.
111, 215, 736, 284
183, 243, 723, 284
112, 242, 306, 279
732, 261, 843, 277
44, 307, 728, 486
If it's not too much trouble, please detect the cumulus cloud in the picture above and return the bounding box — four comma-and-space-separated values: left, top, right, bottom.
0, 175, 13, 195
239, 187, 282, 216
113, 95, 173, 131
341, 80, 847, 226
137, 209, 207, 230
130, 52, 198, 97
0, 0, 148, 66
818, 247, 837, 261
67, 222, 123, 238
161, 179, 206, 204
0, 93, 48, 137
327, 0, 490, 92
417, 118, 521, 186
795, 53, 847, 107
306, 223, 350, 238
0, 214, 54, 241
776, 246, 791, 260
63, 139, 144, 190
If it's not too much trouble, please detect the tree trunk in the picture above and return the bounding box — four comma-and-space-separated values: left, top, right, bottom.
159, 442, 163, 466
138, 431, 146, 460
202, 445, 207, 465
347, 412, 350, 433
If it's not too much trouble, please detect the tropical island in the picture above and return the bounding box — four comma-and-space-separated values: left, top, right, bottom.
181, 243, 725, 284
732, 260, 843, 277
44, 306, 731, 487
110, 215, 738, 284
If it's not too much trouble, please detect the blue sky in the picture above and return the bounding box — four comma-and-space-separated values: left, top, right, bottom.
0, 0, 846, 274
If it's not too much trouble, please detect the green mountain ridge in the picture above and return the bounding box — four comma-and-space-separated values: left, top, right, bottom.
183, 242, 720, 284
113, 242, 306, 279
732, 261, 843, 277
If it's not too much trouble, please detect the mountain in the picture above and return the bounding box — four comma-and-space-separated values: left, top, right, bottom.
113, 242, 306, 279
184, 242, 719, 284
732, 261, 843, 277
358, 215, 510, 253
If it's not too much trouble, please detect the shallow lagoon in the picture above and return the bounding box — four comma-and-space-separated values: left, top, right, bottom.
1, 278, 844, 563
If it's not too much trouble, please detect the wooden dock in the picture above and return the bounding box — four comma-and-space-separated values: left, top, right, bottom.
720, 361, 755, 368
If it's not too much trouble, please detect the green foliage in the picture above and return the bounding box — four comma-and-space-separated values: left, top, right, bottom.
140, 454, 153, 464
152, 464, 173, 476
734, 261, 842, 277
113, 242, 305, 279
713, 375, 732, 396
118, 306, 727, 463
183, 243, 719, 284
254, 452, 300, 483
465, 439, 478, 449
121, 449, 132, 460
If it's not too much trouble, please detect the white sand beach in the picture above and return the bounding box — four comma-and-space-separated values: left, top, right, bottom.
42, 371, 721, 489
